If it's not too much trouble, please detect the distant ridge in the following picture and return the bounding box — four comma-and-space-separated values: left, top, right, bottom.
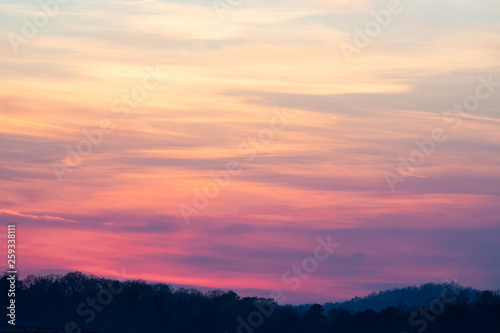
295, 283, 485, 313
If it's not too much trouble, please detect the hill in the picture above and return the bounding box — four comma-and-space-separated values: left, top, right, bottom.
2, 272, 499, 333
316, 283, 483, 313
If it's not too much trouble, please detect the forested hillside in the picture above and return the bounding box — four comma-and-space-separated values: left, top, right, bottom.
2, 272, 499, 333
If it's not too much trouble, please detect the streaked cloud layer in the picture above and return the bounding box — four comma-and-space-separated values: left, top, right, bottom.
0, 0, 499, 303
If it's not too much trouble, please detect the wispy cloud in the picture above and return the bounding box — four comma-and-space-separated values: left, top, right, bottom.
0, 0, 499, 303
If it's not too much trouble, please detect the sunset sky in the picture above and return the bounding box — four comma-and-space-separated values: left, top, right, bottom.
1, 0, 499, 304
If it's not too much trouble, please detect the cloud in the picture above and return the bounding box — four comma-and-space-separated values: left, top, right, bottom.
0, 0, 499, 304
0, 209, 77, 223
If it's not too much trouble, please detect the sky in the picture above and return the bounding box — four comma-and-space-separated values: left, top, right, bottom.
0, 0, 499, 304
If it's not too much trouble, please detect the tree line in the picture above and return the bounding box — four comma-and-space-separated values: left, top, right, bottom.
1, 272, 499, 333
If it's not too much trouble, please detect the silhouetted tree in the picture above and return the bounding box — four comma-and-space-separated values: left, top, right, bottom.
3, 272, 500, 333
